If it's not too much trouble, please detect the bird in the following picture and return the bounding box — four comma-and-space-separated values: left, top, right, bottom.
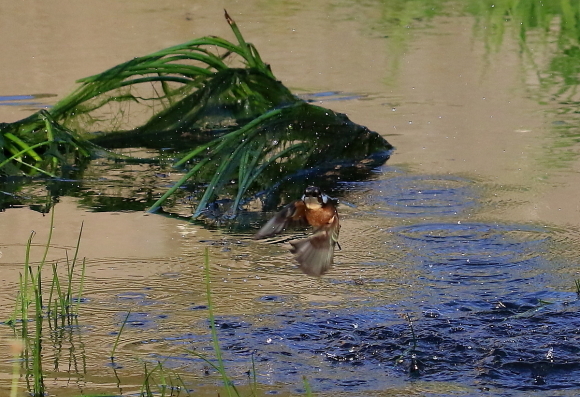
253, 186, 340, 277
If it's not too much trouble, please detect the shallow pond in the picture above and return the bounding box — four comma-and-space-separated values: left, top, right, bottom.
2, 1, 580, 396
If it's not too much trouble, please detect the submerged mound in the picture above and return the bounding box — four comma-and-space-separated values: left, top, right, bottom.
0, 11, 392, 218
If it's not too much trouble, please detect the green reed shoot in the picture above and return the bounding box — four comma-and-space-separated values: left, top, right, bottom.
9, 339, 24, 397
182, 247, 247, 395
249, 353, 258, 396
203, 247, 240, 397
7, 212, 87, 397
110, 309, 131, 360
393, 312, 420, 376
45, 223, 85, 328
302, 376, 315, 397
142, 362, 154, 397
15, 231, 46, 397
137, 359, 190, 397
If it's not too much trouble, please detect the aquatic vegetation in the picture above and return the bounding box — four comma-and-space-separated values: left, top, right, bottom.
4, 224, 321, 396
0, 10, 392, 218
110, 310, 132, 361
149, 102, 392, 219
138, 359, 190, 397
0, 110, 93, 178
5, 212, 85, 397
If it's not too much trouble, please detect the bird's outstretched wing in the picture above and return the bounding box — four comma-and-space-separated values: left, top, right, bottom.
253, 200, 306, 239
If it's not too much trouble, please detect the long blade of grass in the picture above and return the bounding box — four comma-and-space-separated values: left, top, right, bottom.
51, 263, 66, 320
10, 339, 23, 397
250, 353, 257, 396
3, 132, 42, 161
7, 281, 22, 331
0, 140, 52, 169
75, 36, 245, 84
75, 258, 86, 317
68, 222, 84, 315
203, 247, 239, 397
224, 10, 257, 70
141, 361, 153, 397
230, 142, 308, 215
155, 360, 168, 396
22, 231, 35, 327
173, 372, 191, 396
29, 263, 45, 396
193, 142, 249, 218
204, 248, 224, 368
40, 206, 56, 270
302, 376, 314, 397
111, 310, 132, 360
9, 157, 57, 178
48, 263, 61, 324
65, 256, 74, 317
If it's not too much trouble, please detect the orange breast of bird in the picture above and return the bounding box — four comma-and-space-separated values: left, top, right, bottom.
305, 205, 337, 228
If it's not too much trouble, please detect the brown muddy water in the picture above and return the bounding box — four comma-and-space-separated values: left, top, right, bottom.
2, 1, 580, 396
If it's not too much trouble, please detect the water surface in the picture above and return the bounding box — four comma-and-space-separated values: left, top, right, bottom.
1, 1, 580, 396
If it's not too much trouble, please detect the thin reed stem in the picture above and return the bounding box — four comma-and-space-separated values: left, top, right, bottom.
203, 247, 239, 397
111, 310, 131, 360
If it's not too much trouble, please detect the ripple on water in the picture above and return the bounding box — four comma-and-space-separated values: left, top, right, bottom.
342, 174, 478, 217
391, 222, 547, 265
387, 222, 550, 304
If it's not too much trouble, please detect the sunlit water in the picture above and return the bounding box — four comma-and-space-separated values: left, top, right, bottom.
2, 1, 580, 397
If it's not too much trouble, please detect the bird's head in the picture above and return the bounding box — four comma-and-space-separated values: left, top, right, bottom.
302, 186, 328, 209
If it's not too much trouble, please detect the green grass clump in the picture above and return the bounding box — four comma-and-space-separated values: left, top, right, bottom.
1, 10, 392, 219
5, 211, 86, 397
0, 110, 94, 178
